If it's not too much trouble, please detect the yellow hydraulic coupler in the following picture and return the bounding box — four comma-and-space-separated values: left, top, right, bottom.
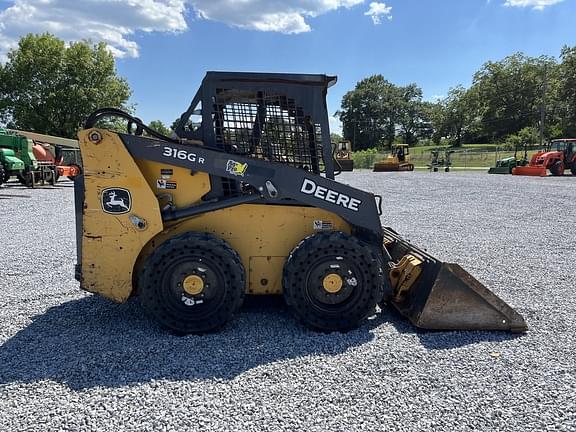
389, 254, 423, 302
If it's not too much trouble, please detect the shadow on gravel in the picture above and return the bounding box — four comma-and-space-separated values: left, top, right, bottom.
380, 306, 523, 350
1, 180, 74, 190
0, 194, 31, 199
0, 296, 385, 390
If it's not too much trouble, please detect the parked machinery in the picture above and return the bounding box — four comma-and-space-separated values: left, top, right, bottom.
373, 144, 414, 172
513, 139, 576, 177
15, 130, 82, 182
334, 140, 354, 172
427, 147, 454, 172
0, 128, 25, 183
0, 128, 56, 186
53, 146, 82, 180
73, 72, 526, 335
488, 144, 529, 174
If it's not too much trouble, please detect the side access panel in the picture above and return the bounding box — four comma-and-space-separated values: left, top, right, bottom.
77, 130, 164, 302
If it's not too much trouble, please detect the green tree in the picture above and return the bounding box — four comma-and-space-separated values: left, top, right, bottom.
171, 118, 181, 132
469, 53, 556, 142
504, 126, 540, 150
0, 33, 131, 138
556, 46, 576, 137
436, 86, 477, 146
148, 120, 171, 136
338, 75, 402, 150
330, 132, 343, 143
397, 83, 424, 145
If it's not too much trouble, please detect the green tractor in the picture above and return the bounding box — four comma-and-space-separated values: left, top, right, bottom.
0, 128, 26, 185
0, 128, 56, 186
488, 143, 529, 174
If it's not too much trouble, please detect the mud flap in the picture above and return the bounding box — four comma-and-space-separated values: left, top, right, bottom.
382, 229, 528, 333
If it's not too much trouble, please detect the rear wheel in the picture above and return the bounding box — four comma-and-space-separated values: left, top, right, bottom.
139, 232, 245, 334
550, 160, 564, 176
282, 231, 385, 332
0, 163, 5, 186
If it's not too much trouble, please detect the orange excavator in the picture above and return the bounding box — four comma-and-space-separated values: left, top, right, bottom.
512, 139, 576, 177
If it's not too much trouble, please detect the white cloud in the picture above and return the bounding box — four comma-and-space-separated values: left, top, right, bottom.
190, 1, 365, 34
503, 0, 565, 10
329, 115, 342, 135
0, 0, 187, 59
0, 0, 367, 60
364, 2, 392, 25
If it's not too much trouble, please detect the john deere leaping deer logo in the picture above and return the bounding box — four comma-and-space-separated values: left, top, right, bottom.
226, 160, 248, 177
101, 188, 131, 214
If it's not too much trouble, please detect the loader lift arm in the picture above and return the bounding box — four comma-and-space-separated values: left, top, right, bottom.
118, 133, 384, 237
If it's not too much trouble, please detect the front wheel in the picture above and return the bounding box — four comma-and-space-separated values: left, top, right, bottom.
139, 232, 245, 334
283, 231, 385, 332
550, 160, 564, 176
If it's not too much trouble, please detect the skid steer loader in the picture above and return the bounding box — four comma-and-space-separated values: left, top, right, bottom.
74, 72, 527, 334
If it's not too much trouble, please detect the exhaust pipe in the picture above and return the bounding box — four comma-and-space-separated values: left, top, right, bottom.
382, 229, 528, 333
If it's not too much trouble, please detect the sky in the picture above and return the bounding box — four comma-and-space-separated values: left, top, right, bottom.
0, 0, 575, 133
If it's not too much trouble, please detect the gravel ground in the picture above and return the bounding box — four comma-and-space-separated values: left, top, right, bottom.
0, 172, 575, 431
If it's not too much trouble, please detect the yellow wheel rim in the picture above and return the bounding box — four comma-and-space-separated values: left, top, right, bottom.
323, 273, 343, 294
183, 275, 204, 295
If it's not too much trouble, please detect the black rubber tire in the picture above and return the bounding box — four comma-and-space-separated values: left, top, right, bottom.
24, 172, 34, 187
571, 165, 576, 176
0, 163, 5, 186
550, 160, 564, 176
46, 168, 56, 186
139, 232, 245, 334
282, 231, 385, 332
17, 171, 35, 186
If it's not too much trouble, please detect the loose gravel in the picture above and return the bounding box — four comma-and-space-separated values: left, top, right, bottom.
0, 172, 575, 431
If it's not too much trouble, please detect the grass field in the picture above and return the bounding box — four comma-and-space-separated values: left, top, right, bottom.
353, 144, 540, 169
